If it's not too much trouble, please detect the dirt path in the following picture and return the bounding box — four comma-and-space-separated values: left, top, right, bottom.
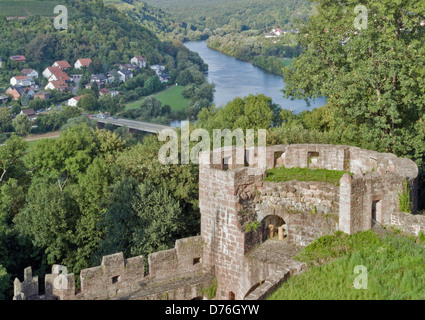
24, 131, 61, 142
0, 131, 61, 147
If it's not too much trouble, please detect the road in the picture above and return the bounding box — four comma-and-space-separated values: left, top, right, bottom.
95, 117, 173, 134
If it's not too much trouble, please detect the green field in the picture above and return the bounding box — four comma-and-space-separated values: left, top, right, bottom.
125, 85, 190, 112
269, 231, 425, 300
0, 0, 58, 17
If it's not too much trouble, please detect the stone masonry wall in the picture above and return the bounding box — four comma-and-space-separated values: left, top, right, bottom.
388, 211, 425, 236
14, 236, 212, 300
255, 180, 340, 246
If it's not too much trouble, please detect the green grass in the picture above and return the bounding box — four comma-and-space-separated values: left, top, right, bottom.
0, 1, 58, 17
269, 231, 425, 300
125, 85, 190, 111
264, 166, 350, 186
156, 85, 189, 111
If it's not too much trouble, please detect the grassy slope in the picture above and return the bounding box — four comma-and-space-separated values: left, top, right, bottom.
125, 85, 189, 112
269, 231, 425, 300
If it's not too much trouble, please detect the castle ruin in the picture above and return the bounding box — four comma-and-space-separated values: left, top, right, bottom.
14, 144, 424, 300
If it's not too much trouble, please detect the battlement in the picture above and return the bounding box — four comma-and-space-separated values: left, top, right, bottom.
14, 236, 212, 300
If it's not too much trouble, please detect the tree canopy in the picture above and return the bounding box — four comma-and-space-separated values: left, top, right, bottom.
283, 0, 425, 167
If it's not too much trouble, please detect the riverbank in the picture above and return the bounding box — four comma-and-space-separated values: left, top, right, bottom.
206, 33, 300, 76
184, 41, 325, 112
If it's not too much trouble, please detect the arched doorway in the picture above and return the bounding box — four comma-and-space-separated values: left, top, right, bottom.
261, 215, 287, 242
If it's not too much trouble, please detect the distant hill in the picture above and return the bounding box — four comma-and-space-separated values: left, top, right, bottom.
140, 0, 313, 32
0, 0, 168, 70
104, 0, 184, 39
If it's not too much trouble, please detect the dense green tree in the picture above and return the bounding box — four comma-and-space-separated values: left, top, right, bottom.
12, 114, 31, 136
91, 82, 100, 99
197, 94, 281, 132
144, 75, 163, 94
139, 95, 162, 119
97, 179, 186, 260
78, 94, 99, 112
28, 99, 49, 112
0, 265, 10, 300
14, 181, 81, 264
98, 96, 123, 115
60, 116, 97, 132
282, 0, 425, 166
0, 107, 12, 133
10, 104, 21, 116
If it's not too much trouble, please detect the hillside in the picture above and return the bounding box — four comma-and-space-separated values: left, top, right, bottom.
0, 0, 167, 71
141, 0, 313, 32
104, 0, 181, 38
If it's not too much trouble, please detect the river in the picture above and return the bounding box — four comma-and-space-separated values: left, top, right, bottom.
184, 41, 326, 113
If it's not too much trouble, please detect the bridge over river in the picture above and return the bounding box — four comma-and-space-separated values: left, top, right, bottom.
96, 117, 173, 134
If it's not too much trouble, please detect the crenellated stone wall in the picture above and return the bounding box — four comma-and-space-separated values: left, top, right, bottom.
14, 236, 213, 300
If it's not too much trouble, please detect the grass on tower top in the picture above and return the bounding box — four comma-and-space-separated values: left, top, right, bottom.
264, 165, 351, 186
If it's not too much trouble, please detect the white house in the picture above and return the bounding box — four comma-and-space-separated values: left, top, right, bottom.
117, 70, 133, 83
10, 76, 32, 87
150, 65, 165, 76
48, 72, 70, 83
110, 90, 120, 97
21, 69, 39, 79
43, 67, 61, 79
52, 60, 72, 70
67, 95, 84, 107
45, 80, 68, 92
74, 58, 92, 69
131, 56, 147, 69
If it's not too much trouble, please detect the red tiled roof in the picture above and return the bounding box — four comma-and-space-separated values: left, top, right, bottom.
54, 60, 72, 69
77, 58, 92, 67
13, 76, 28, 80
46, 67, 70, 81
53, 73, 70, 81
72, 95, 84, 101
46, 66, 62, 74
49, 80, 68, 89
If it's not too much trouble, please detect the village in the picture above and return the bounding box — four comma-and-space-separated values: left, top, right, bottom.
0, 54, 171, 122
